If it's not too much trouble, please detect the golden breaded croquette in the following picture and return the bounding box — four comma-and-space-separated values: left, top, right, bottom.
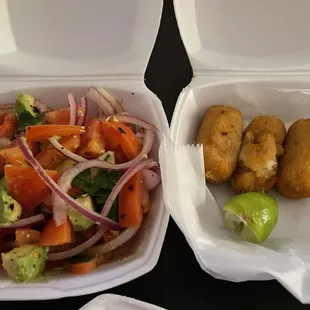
240, 132, 278, 178
230, 169, 278, 193
231, 115, 286, 194
277, 119, 310, 199
196, 105, 243, 184
244, 115, 286, 146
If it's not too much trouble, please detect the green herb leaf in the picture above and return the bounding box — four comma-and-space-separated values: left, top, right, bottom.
15, 111, 45, 134
93, 190, 119, 220
72, 169, 122, 220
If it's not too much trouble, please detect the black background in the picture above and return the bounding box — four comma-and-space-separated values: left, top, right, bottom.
3, 0, 310, 309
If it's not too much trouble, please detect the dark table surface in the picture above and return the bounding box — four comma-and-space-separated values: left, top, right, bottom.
3, 0, 310, 309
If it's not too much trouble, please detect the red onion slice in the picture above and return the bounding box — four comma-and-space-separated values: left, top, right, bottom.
52, 156, 157, 225
52, 156, 157, 219
146, 161, 159, 170
101, 158, 153, 216
85, 227, 138, 256
77, 97, 88, 126
86, 87, 115, 116
34, 99, 51, 113
48, 137, 87, 163
16, 135, 120, 231
97, 87, 125, 114
0, 214, 45, 229
107, 114, 158, 133
142, 169, 161, 191
51, 154, 154, 226
0, 137, 11, 147
47, 227, 105, 261
136, 132, 144, 144
68, 93, 77, 125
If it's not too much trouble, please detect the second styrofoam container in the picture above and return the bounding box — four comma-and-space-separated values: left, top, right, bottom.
163, 0, 310, 303
79, 294, 165, 310
0, 0, 169, 300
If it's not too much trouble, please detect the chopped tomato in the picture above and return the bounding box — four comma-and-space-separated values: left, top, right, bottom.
69, 257, 97, 275
15, 229, 41, 246
0, 113, 6, 124
45, 108, 70, 125
118, 172, 143, 228
68, 186, 82, 198
43, 193, 52, 209
78, 119, 105, 159
28, 141, 40, 157
102, 121, 141, 160
0, 140, 40, 171
5, 165, 59, 212
40, 218, 72, 246
0, 144, 27, 167
36, 135, 81, 169
113, 145, 128, 164
0, 113, 18, 139
26, 125, 85, 142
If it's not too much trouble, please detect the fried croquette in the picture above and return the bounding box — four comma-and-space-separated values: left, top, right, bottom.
244, 115, 286, 147
196, 105, 243, 184
277, 119, 310, 199
231, 116, 286, 193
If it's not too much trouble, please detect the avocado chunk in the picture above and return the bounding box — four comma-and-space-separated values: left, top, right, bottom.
0, 190, 22, 224
55, 158, 75, 175
99, 151, 115, 164
2, 245, 48, 283
90, 151, 115, 178
68, 195, 95, 232
14, 92, 44, 133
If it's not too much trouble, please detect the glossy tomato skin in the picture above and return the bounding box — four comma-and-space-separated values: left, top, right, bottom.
36, 134, 81, 169
102, 121, 141, 160
5, 166, 59, 212
0, 113, 18, 139
45, 108, 70, 125
78, 119, 105, 159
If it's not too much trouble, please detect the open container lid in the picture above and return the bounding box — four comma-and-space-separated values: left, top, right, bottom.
174, 0, 310, 73
0, 0, 162, 77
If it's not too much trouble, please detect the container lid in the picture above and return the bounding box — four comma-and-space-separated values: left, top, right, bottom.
174, 0, 310, 73
79, 294, 166, 310
0, 0, 162, 77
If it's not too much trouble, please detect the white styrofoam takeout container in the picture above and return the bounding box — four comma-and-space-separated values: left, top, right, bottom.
170, 0, 310, 282
0, 0, 170, 300
79, 294, 166, 310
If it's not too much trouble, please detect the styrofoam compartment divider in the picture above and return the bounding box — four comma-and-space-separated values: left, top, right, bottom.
0, 0, 170, 301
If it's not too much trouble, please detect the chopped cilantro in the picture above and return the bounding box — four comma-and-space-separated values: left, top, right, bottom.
72, 169, 122, 221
